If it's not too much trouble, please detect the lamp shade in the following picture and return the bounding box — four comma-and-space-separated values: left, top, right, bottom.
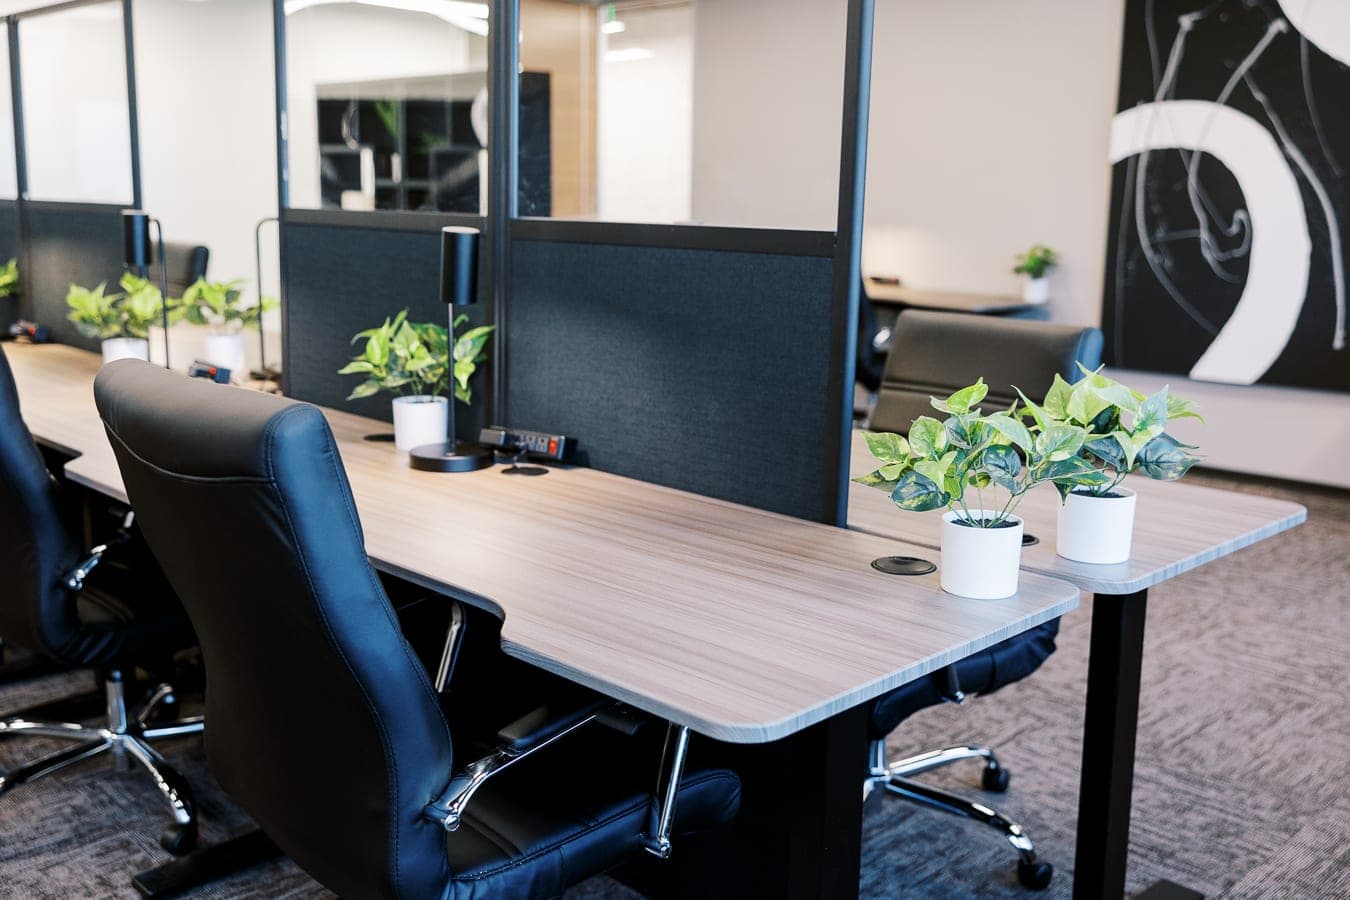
439, 226, 480, 307
122, 210, 154, 269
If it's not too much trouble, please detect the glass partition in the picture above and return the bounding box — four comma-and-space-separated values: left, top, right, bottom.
284, 0, 490, 213
518, 0, 845, 230
0, 26, 16, 201
19, 1, 134, 205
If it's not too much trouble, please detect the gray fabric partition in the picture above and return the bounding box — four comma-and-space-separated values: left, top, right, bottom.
24, 203, 129, 352
280, 215, 492, 437
0, 201, 18, 328
506, 238, 838, 523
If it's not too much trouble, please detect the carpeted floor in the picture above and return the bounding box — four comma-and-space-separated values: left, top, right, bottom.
0, 470, 1346, 899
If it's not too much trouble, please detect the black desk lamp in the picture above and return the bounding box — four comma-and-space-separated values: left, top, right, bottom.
253, 216, 281, 382
409, 226, 493, 473
122, 210, 171, 370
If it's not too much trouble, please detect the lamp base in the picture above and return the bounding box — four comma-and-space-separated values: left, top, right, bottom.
409, 441, 494, 473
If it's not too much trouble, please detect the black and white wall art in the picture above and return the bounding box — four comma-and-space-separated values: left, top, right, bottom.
1105, 0, 1349, 391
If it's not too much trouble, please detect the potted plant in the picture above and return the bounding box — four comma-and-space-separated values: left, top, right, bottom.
176, 278, 276, 376
1024, 366, 1202, 565
0, 258, 18, 298
1013, 244, 1057, 304
339, 309, 495, 451
855, 379, 1108, 599
67, 280, 164, 363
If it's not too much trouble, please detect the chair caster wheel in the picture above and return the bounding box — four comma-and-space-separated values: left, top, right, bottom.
160, 821, 198, 855
1017, 859, 1053, 890
982, 764, 1010, 792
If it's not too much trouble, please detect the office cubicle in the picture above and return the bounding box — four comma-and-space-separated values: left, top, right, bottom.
270, 0, 873, 525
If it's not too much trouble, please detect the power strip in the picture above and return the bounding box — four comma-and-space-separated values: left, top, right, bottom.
479, 426, 576, 463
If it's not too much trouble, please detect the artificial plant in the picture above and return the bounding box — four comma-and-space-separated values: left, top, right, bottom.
1013, 244, 1057, 279
339, 309, 494, 404
1022, 366, 1202, 497
0, 258, 18, 298
177, 278, 276, 332
854, 379, 1110, 528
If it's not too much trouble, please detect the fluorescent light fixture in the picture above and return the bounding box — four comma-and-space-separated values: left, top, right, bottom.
604, 47, 653, 63
283, 0, 490, 35
600, 20, 626, 34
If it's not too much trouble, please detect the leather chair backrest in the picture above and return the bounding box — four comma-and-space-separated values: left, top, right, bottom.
870, 310, 1104, 436
0, 345, 83, 658
162, 243, 209, 298
95, 360, 454, 900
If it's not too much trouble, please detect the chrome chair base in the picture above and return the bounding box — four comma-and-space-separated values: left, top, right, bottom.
0, 670, 204, 854
865, 740, 1054, 890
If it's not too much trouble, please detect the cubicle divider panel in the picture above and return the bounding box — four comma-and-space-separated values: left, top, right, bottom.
0, 200, 18, 327
24, 202, 128, 352
506, 236, 837, 523
280, 213, 491, 433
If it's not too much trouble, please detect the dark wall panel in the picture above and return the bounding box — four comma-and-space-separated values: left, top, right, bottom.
281, 217, 492, 436
24, 204, 128, 352
0, 201, 18, 327
507, 240, 836, 522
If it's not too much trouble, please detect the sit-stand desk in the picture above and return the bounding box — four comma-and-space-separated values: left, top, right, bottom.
5, 343, 1083, 898
848, 430, 1306, 899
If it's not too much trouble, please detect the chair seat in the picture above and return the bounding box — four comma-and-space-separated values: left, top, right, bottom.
870, 619, 1060, 740
444, 732, 741, 898
57, 563, 194, 669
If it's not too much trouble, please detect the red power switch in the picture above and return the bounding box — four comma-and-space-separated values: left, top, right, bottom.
548, 438, 558, 456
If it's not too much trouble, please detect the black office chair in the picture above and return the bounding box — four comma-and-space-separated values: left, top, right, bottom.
0, 345, 204, 853
864, 310, 1104, 890
161, 243, 209, 298
94, 360, 742, 899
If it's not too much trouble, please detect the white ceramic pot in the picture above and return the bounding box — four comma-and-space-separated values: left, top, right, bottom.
102, 337, 149, 364
1056, 487, 1137, 565
939, 509, 1024, 600
203, 331, 246, 378
1022, 277, 1050, 304
392, 395, 448, 451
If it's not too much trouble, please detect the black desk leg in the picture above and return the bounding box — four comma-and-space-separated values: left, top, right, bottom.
1073, 589, 1148, 900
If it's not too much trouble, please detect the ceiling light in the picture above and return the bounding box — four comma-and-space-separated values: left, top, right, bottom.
284, 0, 490, 35
601, 20, 625, 35
604, 47, 652, 63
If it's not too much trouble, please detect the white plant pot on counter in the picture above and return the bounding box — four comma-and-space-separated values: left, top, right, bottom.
392, 395, 448, 452
1057, 487, 1137, 565
102, 337, 149, 364
203, 331, 247, 378
939, 509, 1024, 600
1022, 277, 1050, 304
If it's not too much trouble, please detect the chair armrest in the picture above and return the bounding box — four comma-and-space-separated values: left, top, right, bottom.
495, 694, 611, 753
424, 697, 615, 832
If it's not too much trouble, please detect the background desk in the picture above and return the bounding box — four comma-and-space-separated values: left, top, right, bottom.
848, 429, 1306, 899
6, 343, 1082, 898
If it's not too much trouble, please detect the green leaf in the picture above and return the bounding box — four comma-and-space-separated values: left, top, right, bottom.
981, 443, 1023, 493
1042, 373, 1073, 420
1108, 429, 1152, 471
1015, 389, 1051, 430
913, 450, 958, 489
1166, 392, 1204, 423
890, 470, 950, 512
1035, 424, 1086, 462
852, 468, 900, 491
943, 412, 983, 450
346, 380, 381, 400
908, 416, 947, 458
863, 431, 910, 464
1136, 433, 1201, 481
1067, 376, 1113, 426
1083, 435, 1125, 471
1132, 387, 1169, 439
932, 379, 988, 415
982, 412, 1034, 454
336, 360, 375, 375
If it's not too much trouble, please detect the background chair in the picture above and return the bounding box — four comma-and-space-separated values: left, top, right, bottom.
864, 310, 1103, 890
0, 345, 203, 854
94, 360, 741, 900
161, 243, 209, 297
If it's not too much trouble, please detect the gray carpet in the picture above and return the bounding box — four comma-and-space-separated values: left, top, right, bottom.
0, 470, 1346, 899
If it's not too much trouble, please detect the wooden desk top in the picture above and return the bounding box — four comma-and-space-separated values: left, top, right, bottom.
863, 282, 1036, 314
848, 431, 1306, 595
5, 344, 1081, 744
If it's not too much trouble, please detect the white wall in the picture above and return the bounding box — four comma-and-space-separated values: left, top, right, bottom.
133, 0, 279, 371
689, 0, 845, 230
596, 3, 693, 224
859, 0, 1350, 489
284, 5, 481, 210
